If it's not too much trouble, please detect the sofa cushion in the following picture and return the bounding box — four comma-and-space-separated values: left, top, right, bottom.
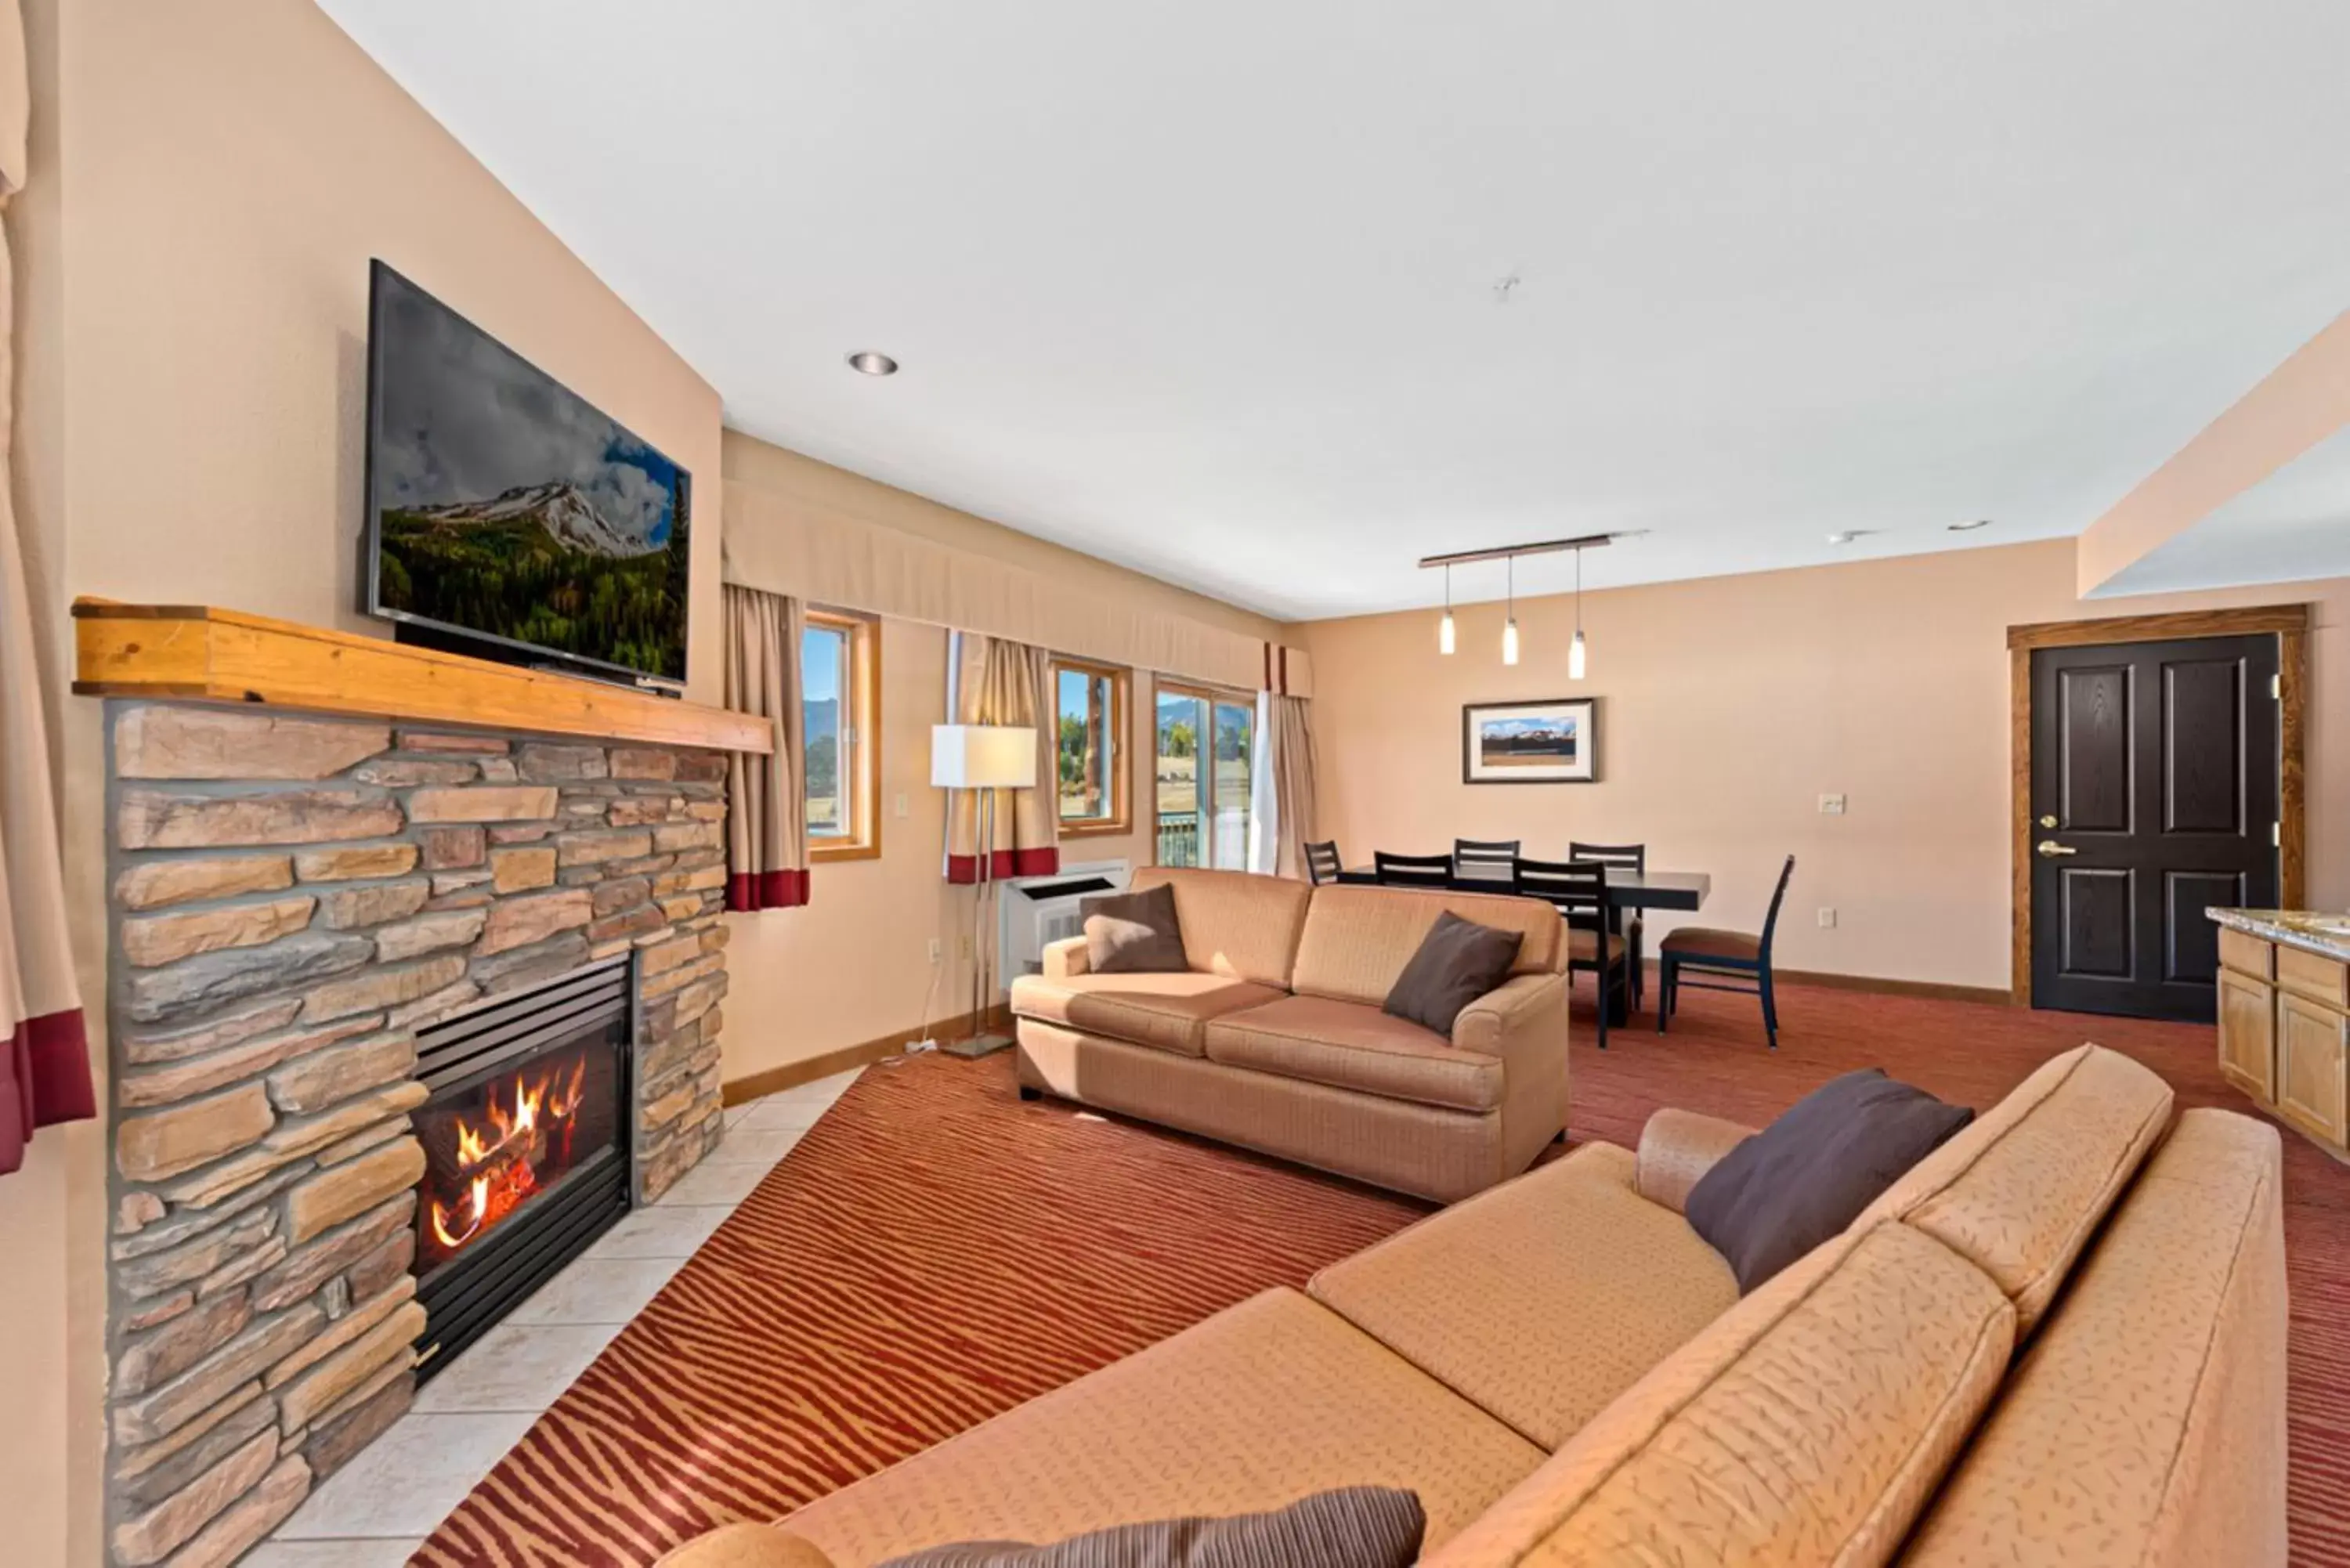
1384, 912, 1524, 1035
1079, 881, 1188, 974
1130, 866, 1312, 988
1900, 1109, 2287, 1568
778, 1288, 1545, 1564
1292, 885, 1564, 1006
1204, 995, 1504, 1112
1008, 972, 1284, 1058
1856, 1042, 2174, 1335
1423, 1221, 2016, 1567
876, 1486, 1426, 1568
1685, 1068, 1974, 1293
1309, 1142, 1737, 1449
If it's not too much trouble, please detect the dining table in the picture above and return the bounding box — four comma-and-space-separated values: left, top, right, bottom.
1337, 861, 1712, 1024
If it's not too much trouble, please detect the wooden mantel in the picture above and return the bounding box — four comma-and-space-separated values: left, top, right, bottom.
72, 599, 773, 754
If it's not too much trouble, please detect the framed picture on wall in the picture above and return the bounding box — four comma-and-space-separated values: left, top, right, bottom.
1462, 698, 1598, 784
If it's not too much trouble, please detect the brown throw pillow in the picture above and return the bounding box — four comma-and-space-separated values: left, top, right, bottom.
876, 1486, 1425, 1568
1080, 881, 1188, 974
1685, 1068, 1975, 1294
1383, 911, 1524, 1035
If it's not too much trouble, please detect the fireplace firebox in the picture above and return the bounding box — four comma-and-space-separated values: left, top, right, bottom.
412, 957, 634, 1382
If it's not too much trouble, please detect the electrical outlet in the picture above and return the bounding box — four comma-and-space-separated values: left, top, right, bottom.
906, 1038, 938, 1053
927, 937, 942, 965
895, 792, 910, 819
1819, 793, 1846, 815
1817, 907, 1838, 929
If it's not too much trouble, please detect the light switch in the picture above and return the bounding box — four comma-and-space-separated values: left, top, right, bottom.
895, 792, 910, 818
1818, 793, 1846, 815
1817, 907, 1838, 929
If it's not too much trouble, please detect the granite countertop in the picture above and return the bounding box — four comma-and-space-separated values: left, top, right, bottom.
2207, 908, 2350, 963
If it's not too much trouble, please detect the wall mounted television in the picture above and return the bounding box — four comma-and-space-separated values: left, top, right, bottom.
363, 260, 692, 688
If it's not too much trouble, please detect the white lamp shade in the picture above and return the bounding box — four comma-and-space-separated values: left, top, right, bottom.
931, 724, 1037, 789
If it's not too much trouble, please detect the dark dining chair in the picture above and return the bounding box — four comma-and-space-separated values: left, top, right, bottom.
1373, 851, 1456, 890
1568, 840, 1647, 1010
1303, 840, 1344, 886
1513, 857, 1629, 1050
1452, 838, 1520, 881
1658, 854, 1796, 1049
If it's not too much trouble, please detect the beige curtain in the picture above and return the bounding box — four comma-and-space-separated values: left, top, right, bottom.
1264, 694, 1320, 881
946, 633, 1059, 884
0, 11, 94, 1176
723, 585, 812, 910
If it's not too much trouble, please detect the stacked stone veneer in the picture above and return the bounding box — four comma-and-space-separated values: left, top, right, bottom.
101, 703, 734, 1568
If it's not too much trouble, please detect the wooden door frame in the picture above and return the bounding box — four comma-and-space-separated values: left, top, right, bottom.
2007, 604, 2309, 1007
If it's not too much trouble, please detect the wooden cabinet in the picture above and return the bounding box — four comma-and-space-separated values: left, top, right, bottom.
2217, 919, 2349, 1162
2218, 967, 2276, 1100
2277, 992, 2348, 1146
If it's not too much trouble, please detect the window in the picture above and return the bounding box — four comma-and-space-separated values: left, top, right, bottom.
1052, 657, 1130, 836
1154, 682, 1254, 869
802, 609, 880, 860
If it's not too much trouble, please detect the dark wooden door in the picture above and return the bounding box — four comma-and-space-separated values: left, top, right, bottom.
2030, 634, 2280, 1021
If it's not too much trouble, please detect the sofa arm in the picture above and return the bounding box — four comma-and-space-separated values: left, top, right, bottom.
653, 1524, 836, 1568
1041, 934, 1092, 980
1636, 1107, 1756, 1213
1452, 970, 1567, 1056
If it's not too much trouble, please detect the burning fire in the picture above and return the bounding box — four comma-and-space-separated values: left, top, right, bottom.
428, 1056, 588, 1254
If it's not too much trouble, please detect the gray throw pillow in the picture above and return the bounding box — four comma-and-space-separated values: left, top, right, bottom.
1383, 911, 1524, 1035
1685, 1068, 1975, 1294
876, 1486, 1425, 1568
1080, 881, 1188, 974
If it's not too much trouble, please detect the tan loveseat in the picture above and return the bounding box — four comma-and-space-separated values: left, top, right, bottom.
663, 1043, 2287, 1567
1006, 866, 1573, 1204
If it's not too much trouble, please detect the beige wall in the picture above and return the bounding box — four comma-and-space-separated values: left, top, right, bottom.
1303, 539, 2348, 992
718, 433, 1282, 1085
4, 1, 726, 1559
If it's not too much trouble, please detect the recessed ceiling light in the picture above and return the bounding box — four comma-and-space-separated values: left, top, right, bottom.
1947, 518, 1992, 532
846, 351, 898, 377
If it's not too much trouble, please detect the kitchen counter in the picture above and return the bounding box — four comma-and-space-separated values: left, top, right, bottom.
2207, 907, 2350, 963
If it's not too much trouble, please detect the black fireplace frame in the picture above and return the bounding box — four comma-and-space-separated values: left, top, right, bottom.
411, 956, 634, 1383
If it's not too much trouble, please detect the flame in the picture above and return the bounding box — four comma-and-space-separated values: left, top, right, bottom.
424, 1053, 593, 1263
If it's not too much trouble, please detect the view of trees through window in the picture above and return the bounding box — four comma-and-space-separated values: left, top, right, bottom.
803, 622, 847, 836
1055, 662, 1122, 829
1155, 685, 1253, 868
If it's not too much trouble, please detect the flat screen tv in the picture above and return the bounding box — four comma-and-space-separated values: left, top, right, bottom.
364, 261, 691, 687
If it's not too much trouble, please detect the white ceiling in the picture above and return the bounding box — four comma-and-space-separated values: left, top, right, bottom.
318, 1, 2350, 622
2095, 425, 2350, 598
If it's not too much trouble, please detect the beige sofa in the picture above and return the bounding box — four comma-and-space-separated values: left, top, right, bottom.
1008, 866, 1573, 1203
662, 1042, 2287, 1567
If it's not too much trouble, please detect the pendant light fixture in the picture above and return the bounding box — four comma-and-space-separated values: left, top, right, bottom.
1502, 555, 1520, 666
1568, 545, 1588, 680
1416, 532, 1618, 670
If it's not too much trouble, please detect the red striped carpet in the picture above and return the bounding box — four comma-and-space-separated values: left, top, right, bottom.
417, 980, 2350, 1567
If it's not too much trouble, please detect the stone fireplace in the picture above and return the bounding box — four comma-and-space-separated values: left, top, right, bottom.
99, 701, 736, 1567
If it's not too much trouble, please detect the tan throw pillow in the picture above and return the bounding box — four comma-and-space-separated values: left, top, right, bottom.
1383, 911, 1524, 1035
1080, 881, 1188, 974
875, 1486, 1425, 1567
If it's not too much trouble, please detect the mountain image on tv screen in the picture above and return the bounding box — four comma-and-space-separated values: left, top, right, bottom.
367, 262, 690, 681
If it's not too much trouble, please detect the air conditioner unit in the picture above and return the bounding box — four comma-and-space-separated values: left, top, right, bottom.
999, 858, 1131, 989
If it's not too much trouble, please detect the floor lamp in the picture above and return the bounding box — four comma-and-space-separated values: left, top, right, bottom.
931, 723, 1036, 1059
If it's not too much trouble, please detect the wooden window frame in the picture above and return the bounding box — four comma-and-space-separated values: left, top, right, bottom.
806, 608, 882, 864
2005, 602, 2307, 1007
1152, 679, 1257, 870
1050, 656, 1132, 838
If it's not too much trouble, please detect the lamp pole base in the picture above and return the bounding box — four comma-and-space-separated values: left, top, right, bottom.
941, 1031, 1015, 1060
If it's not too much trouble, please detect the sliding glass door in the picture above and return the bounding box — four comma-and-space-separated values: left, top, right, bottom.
1155, 684, 1253, 869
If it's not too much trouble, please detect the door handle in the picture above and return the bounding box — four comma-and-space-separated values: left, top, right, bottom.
2036, 840, 2078, 858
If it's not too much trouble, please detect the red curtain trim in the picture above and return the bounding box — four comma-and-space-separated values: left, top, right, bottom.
944, 847, 1061, 885
727, 869, 812, 912
2, 1008, 95, 1176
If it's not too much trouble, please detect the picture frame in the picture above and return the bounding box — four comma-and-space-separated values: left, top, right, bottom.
1462, 698, 1598, 784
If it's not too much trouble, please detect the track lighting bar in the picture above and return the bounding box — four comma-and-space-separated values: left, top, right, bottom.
1416, 533, 1617, 570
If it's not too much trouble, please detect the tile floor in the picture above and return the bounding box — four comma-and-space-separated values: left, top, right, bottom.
248, 1066, 870, 1566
